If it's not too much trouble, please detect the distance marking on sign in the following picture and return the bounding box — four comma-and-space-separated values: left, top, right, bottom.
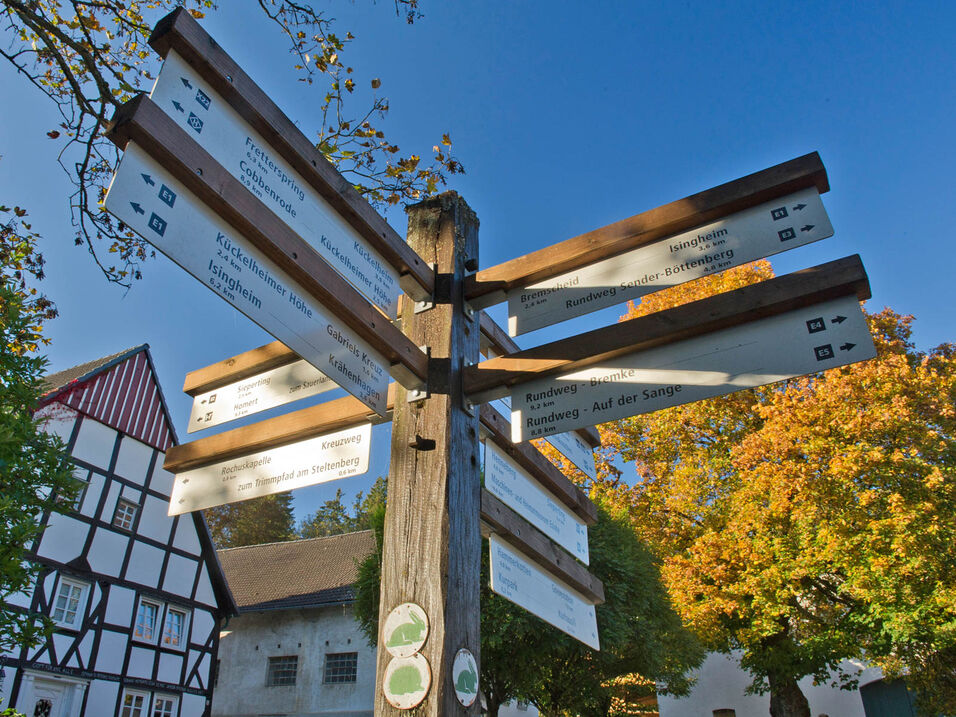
485, 440, 590, 564
489, 534, 599, 650
188, 359, 334, 432
508, 187, 833, 335
169, 422, 371, 515
105, 144, 389, 415
511, 294, 875, 441
151, 51, 401, 315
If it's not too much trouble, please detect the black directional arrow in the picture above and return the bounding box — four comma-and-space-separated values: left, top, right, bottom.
181, 77, 192, 89
172, 100, 185, 113
141, 173, 155, 186
801, 224, 814, 232
831, 315, 847, 324
840, 343, 856, 351
130, 202, 145, 215
793, 203, 807, 211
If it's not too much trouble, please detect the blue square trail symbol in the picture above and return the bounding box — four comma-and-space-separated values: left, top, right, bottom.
778, 227, 796, 242
158, 185, 176, 208
187, 112, 204, 133
771, 206, 788, 221
806, 317, 826, 334
147, 213, 167, 237
195, 89, 211, 110
814, 344, 835, 361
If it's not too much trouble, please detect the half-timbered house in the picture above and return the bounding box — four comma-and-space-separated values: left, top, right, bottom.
1, 345, 237, 717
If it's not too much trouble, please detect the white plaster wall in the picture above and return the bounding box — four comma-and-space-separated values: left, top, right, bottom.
150, 464, 176, 497
70, 418, 117, 468
79, 471, 106, 518
182, 691, 210, 717
174, 517, 202, 556
105, 586, 136, 627
87, 527, 129, 577
125, 540, 164, 588
94, 630, 127, 673
214, 605, 375, 717
162, 554, 199, 596
38, 513, 88, 565
114, 436, 154, 484
84, 679, 120, 716
658, 651, 885, 717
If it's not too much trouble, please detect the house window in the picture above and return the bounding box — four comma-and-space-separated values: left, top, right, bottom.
266, 655, 298, 686
162, 606, 189, 649
151, 695, 177, 717
323, 652, 358, 684
120, 690, 148, 717
113, 497, 138, 530
51, 577, 88, 629
134, 598, 161, 642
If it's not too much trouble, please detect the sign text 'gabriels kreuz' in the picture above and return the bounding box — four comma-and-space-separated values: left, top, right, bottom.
150, 52, 401, 315
105, 144, 389, 414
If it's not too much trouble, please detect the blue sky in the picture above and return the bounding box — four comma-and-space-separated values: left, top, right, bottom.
2, 1, 953, 521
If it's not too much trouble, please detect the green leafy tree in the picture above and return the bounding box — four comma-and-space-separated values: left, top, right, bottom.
601, 262, 956, 717
0, 203, 77, 655
0, 0, 462, 286
353, 487, 703, 716
204, 492, 295, 548
299, 476, 387, 538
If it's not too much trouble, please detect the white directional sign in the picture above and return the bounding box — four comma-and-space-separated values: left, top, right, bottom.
508, 187, 833, 335
543, 430, 597, 480
489, 535, 599, 650
169, 422, 371, 515
188, 360, 335, 433
105, 143, 389, 415
511, 294, 875, 441
150, 51, 401, 315
485, 441, 590, 564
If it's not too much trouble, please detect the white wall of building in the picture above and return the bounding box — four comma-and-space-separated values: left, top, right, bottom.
658, 652, 884, 717
214, 604, 375, 717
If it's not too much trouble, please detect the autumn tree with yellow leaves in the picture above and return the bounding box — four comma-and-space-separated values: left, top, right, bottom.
597, 261, 956, 717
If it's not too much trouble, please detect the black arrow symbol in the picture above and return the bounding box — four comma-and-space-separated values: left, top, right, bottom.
130, 202, 145, 215
793, 203, 807, 211
801, 224, 814, 232
181, 77, 192, 89
831, 315, 847, 324
141, 173, 154, 186
840, 343, 855, 351
172, 100, 184, 113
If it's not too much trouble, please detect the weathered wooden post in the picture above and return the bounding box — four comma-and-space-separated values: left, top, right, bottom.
375, 192, 482, 714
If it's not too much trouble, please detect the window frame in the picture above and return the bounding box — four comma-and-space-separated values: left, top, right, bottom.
266, 655, 299, 687
113, 496, 139, 531
150, 693, 178, 717
133, 596, 162, 644
160, 604, 190, 651
50, 575, 89, 630
323, 651, 358, 684
120, 689, 150, 717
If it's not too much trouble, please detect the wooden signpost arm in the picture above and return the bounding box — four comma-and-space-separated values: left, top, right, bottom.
480, 490, 605, 604
148, 7, 435, 303
480, 404, 597, 525
107, 96, 429, 390
464, 152, 829, 308
376, 193, 481, 715
478, 311, 601, 449
464, 254, 871, 403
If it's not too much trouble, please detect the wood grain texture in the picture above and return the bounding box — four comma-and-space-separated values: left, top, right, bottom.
107, 96, 428, 388
182, 340, 296, 395
375, 193, 482, 715
464, 254, 871, 402
148, 8, 434, 301
480, 489, 605, 604
465, 152, 829, 306
480, 404, 597, 525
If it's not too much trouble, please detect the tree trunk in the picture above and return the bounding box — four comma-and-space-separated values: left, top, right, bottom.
768, 672, 811, 717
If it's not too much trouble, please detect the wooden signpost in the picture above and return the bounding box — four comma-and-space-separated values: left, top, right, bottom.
104, 9, 880, 715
